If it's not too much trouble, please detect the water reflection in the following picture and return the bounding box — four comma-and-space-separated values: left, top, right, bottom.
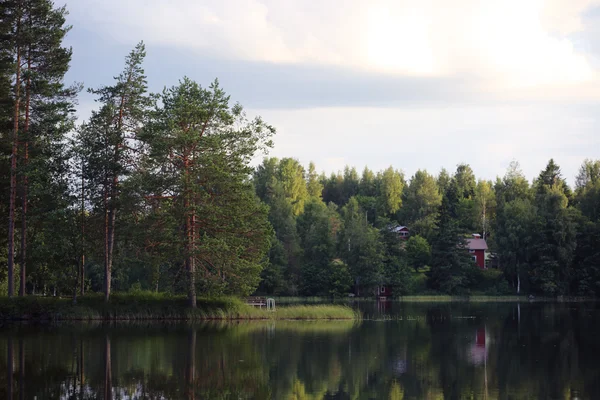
467, 326, 489, 366
0, 302, 599, 399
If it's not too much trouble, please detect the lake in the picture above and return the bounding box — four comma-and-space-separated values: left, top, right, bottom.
1, 301, 599, 399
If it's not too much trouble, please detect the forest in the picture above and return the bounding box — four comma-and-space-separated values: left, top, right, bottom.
2, 1, 600, 306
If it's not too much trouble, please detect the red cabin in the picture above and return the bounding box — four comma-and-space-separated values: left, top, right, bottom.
390, 225, 410, 240
466, 234, 488, 269
377, 285, 392, 298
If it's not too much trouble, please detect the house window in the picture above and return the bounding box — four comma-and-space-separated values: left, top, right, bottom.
472, 255, 477, 262
469, 249, 475, 253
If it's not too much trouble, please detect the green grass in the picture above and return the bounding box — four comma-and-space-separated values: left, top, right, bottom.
269, 305, 358, 320
0, 293, 358, 321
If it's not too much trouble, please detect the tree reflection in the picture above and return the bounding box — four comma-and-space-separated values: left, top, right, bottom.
6, 336, 13, 400
104, 334, 111, 400
0, 303, 599, 399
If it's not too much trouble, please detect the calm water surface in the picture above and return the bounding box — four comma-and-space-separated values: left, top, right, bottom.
1, 302, 599, 399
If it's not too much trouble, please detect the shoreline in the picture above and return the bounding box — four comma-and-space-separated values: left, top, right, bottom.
0, 294, 359, 321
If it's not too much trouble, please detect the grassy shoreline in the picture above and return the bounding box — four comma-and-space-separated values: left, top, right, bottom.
273, 295, 598, 303
0, 294, 358, 321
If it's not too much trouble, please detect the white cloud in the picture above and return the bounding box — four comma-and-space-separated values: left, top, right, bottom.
69, 0, 599, 88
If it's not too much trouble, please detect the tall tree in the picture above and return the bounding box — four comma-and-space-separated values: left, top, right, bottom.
252, 157, 278, 202
340, 197, 384, 295
535, 158, 571, 200
265, 179, 302, 294
277, 158, 308, 215
141, 77, 274, 306
3, 0, 24, 297
322, 172, 344, 206
359, 166, 377, 197
378, 166, 404, 216
306, 161, 323, 199
529, 161, 576, 295
428, 195, 475, 294
296, 198, 340, 295
473, 180, 495, 239
437, 168, 451, 195
78, 41, 151, 301
401, 169, 441, 240
493, 161, 534, 292
575, 159, 600, 196
341, 166, 360, 204
2, 0, 75, 296
451, 164, 477, 233
495, 198, 537, 293
453, 163, 476, 199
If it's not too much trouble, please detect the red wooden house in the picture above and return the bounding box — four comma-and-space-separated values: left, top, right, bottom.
390, 225, 410, 240
466, 234, 488, 269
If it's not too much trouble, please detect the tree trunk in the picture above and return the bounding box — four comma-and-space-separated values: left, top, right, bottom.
8, 20, 22, 298
184, 159, 196, 308
482, 202, 486, 240
80, 161, 85, 296
19, 54, 31, 297
185, 210, 196, 308
102, 69, 130, 302
103, 179, 110, 302
106, 169, 118, 300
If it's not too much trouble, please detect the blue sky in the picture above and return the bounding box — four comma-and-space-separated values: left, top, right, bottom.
63, 0, 600, 184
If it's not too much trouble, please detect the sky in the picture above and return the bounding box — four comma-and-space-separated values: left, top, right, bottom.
63, 0, 600, 185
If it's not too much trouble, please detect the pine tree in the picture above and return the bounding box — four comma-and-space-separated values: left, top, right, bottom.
78, 41, 152, 301
141, 77, 274, 306
2, 0, 76, 296
428, 195, 475, 294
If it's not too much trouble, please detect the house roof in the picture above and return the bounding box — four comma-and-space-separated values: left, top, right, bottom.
390, 225, 408, 232
466, 238, 488, 250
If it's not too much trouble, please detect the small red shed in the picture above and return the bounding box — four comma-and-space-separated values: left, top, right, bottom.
377, 285, 392, 298
466, 234, 488, 269
390, 225, 410, 240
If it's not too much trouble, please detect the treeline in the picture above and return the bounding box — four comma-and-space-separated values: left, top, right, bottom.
2, 1, 600, 303
254, 157, 600, 297
0, 1, 274, 306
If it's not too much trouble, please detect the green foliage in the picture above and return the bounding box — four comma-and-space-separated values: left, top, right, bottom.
328, 259, 352, 298
379, 166, 404, 216
306, 161, 323, 199
340, 198, 385, 295
400, 169, 441, 240
405, 235, 431, 271
529, 166, 577, 295
384, 259, 413, 296
297, 199, 341, 295
428, 195, 477, 294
